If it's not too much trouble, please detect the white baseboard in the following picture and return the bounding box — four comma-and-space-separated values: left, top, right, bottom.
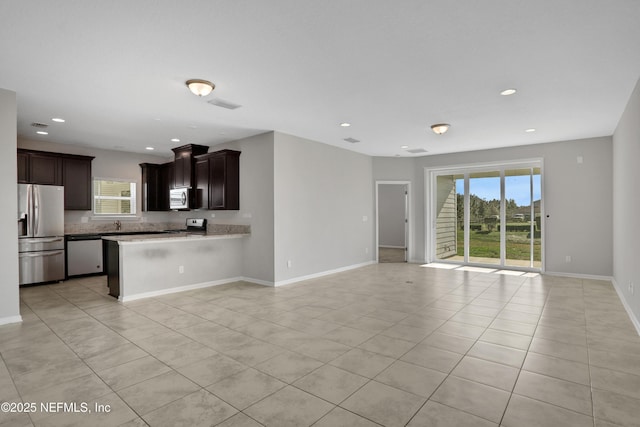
273, 261, 376, 287
544, 271, 613, 281
119, 277, 244, 302
241, 277, 275, 287
611, 278, 640, 336
0, 315, 23, 326
379, 245, 405, 249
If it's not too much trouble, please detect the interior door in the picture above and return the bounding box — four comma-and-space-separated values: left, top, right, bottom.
378, 183, 408, 263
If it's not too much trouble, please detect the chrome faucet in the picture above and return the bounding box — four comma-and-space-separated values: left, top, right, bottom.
114, 220, 122, 231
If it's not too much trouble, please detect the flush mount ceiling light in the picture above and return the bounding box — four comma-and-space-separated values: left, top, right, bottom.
500, 88, 517, 96
186, 79, 215, 97
430, 123, 450, 135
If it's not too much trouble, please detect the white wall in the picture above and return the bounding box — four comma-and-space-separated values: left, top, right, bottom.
119, 237, 244, 301
613, 77, 640, 328
378, 184, 406, 247
373, 137, 614, 276
273, 132, 374, 283
191, 132, 276, 284
0, 89, 21, 325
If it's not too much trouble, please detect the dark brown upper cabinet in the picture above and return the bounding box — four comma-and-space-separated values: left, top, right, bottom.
171, 144, 208, 188
17, 151, 29, 183
28, 152, 63, 185
194, 149, 240, 210
140, 162, 173, 211
17, 149, 94, 210
62, 156, 93, 210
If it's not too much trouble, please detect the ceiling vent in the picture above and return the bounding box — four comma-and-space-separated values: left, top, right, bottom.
31, 122, 49, 128
406, 148, 428, 154
207, 98, 242, 110
343, 137, 360, 143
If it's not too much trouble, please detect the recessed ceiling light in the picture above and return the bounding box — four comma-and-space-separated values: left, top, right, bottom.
145, 147, 155, 150
525, 128, 536, 133
36, 131, 48, 135
401, 145, 409, 149
51, 118, 65, 123
500, 88, 517, 96
340, 122, 351, 127
171, 138, 180, 142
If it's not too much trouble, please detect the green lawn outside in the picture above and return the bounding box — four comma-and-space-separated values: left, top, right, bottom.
457, 229, 541, 261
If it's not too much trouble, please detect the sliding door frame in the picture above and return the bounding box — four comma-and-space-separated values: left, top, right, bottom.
425, 158, 545, 272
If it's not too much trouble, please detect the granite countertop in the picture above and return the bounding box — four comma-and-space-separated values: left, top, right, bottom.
65, 222, 250, 237
102, 232, 249, 243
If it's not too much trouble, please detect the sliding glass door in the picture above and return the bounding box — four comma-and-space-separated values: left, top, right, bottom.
432, 162, 543, 271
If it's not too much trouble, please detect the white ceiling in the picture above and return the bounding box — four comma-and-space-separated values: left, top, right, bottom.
1, 1, 640, 158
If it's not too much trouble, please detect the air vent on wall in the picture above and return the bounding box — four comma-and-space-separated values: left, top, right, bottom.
207, 98, 242, 110
31, 122, 49, 128
406, 148, 428, 154
344, 137, 360, 143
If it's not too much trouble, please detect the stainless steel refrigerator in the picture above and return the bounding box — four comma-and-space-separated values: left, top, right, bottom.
18, 184, 65, 285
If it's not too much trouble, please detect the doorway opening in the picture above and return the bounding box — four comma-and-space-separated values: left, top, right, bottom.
427, 161, 543, 271
376, 181, 410, 263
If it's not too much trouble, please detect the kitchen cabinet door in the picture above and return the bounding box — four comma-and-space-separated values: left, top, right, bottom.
140, 162, 173, 211
171, 144, 208, 188
29, 153, 62, 185
209, 150, 240, 210
62, 156, 93, 210
195, 158, 209, 209
17, 151, 29, 183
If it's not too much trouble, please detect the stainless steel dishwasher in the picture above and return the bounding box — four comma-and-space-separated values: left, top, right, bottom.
66, 234, 104, 277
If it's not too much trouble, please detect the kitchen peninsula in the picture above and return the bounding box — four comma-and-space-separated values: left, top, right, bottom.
104, 231, 249, 301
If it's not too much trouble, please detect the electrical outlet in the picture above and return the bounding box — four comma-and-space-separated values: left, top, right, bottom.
565, 255, 572, 263
178, 265, 184, 274
287, 260, 292, 268
365, 247, 369, 254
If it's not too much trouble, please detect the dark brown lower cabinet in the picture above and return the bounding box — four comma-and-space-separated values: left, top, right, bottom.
105, 240, 120, 298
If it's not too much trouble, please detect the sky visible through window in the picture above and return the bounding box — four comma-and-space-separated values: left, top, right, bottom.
456, 175, 541, 206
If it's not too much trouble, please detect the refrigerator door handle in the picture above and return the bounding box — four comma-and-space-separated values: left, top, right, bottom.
33, 185, 40, 235
21, 237, 64, 244
19, 250, 65, 258
26, 184, 33, 236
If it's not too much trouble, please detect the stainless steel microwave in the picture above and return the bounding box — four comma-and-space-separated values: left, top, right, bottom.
169, 188, 190, 210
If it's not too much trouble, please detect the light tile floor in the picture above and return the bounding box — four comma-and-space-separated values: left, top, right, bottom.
2, 264, 640, 426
